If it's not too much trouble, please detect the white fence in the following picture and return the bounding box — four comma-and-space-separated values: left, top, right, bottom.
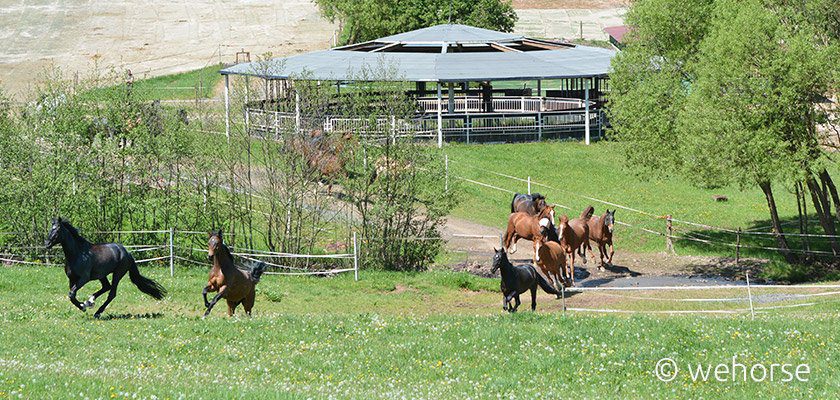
416, 96, 585, 113
0, 230, 360, 280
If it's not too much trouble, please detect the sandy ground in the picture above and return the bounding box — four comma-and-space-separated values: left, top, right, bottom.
0, 1, 625, 98
442, 215, 770, 287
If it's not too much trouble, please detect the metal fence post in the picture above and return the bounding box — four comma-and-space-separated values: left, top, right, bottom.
527, 176, 531, 195
169, 227, 175, 277
746, 270, 755, 320
444, 153, 449, 192
353, 231, 359, 281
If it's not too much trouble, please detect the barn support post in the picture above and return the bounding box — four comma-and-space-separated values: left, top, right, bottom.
537, 79, 542, 97
437, 83, 443, 148
584, 78, 591, 145
447, 82, 455, 113
224, 74, 231, 142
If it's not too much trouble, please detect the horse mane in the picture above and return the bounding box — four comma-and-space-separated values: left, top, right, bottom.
60, 220, 89, 245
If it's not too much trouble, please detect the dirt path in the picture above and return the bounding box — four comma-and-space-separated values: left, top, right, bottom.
443, 215, 770, 286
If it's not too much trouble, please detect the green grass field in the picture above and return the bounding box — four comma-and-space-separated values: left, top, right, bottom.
445, 141, 839, 262
1, 264, 839, 399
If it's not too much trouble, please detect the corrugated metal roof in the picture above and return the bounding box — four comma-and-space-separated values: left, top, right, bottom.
220, 24, 615, 82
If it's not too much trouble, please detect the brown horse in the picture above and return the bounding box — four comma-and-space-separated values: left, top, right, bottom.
557, 206, 594, 286
290, 129, 353, 193
536, 227, 567, 296
203, 230, 267, 317
587, 209, 616, 269
503, 205, 556, 262
510, 193, 547, 215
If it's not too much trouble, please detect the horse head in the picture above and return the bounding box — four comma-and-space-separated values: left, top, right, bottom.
604, 210, 616, 234
491, 247, 507, 274
556, 214, 570, 243
207, 229, 224, 261
538, 205, 556, 227
45, 217, 65, 248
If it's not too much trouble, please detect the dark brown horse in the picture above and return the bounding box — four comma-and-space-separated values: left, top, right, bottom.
557, 206, 594, 286
491, 247, 560, 312
44, 218, 166, 318
203, 230, 267, 317
510, 193, 547, 215
587, 209, 616, 269
503, 205, 556, 263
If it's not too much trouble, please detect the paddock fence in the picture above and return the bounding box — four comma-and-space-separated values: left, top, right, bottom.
0, 229, 359, 280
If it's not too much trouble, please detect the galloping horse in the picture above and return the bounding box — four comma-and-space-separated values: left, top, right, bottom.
491, 247, 560, 312
587, 209, 616, 269
536, 225, 568, 294
44, 218, 166, 318
502, 205, 556, 262
557, 206, 595, 286
203, 230, 267, 317
510, 193, 547, 215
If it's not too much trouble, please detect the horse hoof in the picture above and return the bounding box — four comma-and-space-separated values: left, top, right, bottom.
93, 313, 102, 319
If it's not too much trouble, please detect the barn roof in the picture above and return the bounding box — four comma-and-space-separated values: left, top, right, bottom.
220, 24, 615, 82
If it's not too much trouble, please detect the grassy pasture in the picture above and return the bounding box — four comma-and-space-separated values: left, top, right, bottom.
0, 264, 839, 399
445, 141, 840, 263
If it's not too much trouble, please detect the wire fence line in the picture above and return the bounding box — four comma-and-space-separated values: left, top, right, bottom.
445, 158, 840, 259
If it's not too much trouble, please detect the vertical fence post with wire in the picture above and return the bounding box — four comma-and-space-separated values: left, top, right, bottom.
746, 270, 755, 320
169, 227, 175, 277
353, 232, 359, 281
527, 176, 531, 195
736, 227, 742, 266
665, 215, 675, 254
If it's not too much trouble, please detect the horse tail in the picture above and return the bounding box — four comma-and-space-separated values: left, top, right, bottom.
580, 205, 595, 220
510, 193, 519, 213
128, 259, 167, 300
536, 272, 560, 295
250, 261, 267, 284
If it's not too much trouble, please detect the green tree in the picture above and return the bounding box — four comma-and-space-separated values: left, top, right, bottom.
609, 0, 839, 261
315, 0, 518, 45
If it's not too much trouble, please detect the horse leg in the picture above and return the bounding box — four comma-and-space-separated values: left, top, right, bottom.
226, 299, 237, 317
203, 285, 228, 317
509, 235, 519, 254
551, 272, 563, 298
608, 242, 615, 266
533, 241, 540, 263
243, 290, 256, 316
93, 270, 126, 319
68, 278, 89, 312
84, 278, 111, 309
568, 253, 576, 287
530, 287, 537, 311
202, 285, 213, 308
511, 294, 521, 312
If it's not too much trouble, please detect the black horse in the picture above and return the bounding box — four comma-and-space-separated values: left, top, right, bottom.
491, 247, 560, 312
510, 193, 547, 215
45, 218, 166, 318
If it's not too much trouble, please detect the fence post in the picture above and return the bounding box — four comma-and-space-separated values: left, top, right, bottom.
665, 215, 675, 254
736, 227, 742, 266
353, 231, 359, 281
444, 153, 449, 192
169, 227, 175, 277
527, 176, 531, 195
561, 285, 567, 317
745, 270, 755, 320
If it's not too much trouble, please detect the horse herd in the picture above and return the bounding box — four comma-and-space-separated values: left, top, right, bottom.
41, 196, 614, 318
493, 193, 616, 312
44, 218, 264, 319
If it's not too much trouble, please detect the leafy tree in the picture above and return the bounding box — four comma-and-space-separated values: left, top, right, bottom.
609, 0, 839, 262
315, 0, 518, 45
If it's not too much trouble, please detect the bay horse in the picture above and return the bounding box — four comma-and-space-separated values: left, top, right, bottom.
510, 193, 547, 215
536, 225, 567, 295
44, 218, 166, 319
491, 247, 560, 312
556, 206, 595, 286
203, 230, 267, 317
502, 205, 556, 262
587, 209, 616, 269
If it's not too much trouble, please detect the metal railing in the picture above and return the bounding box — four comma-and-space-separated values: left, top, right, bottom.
416, 96, 584, 113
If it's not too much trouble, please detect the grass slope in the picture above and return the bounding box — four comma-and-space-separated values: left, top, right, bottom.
445, 141, 838, 261
0, 265, 838, 399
